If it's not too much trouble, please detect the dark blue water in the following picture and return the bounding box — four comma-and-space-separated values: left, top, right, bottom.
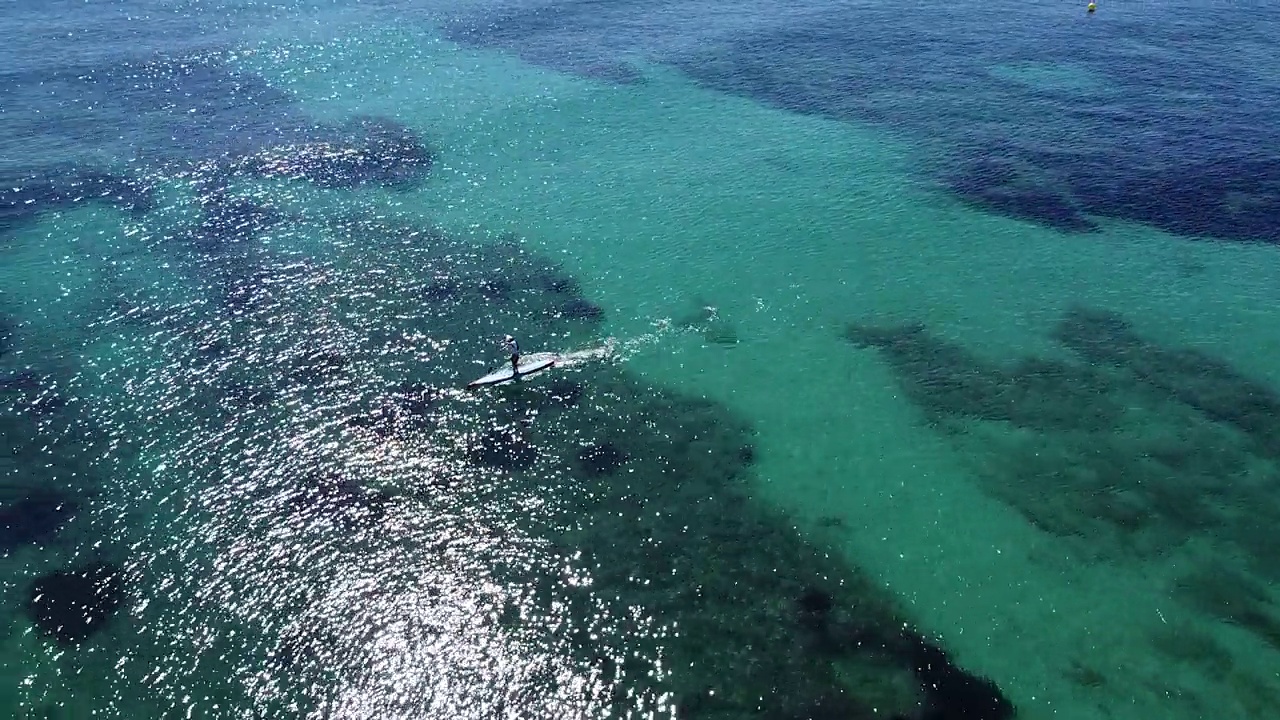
4, 1, 1280, 719
7, 1, 1280, 241
441, 0, 1280, 243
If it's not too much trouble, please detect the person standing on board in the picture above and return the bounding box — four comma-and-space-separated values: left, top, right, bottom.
502, 335, 520, 377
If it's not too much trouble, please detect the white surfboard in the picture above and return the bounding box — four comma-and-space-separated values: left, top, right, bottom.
466, 355, 556, 389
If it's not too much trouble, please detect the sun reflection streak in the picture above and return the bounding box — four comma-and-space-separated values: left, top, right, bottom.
58, 202, 689, 718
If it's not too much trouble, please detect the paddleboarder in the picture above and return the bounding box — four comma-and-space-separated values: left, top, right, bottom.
502, 335, 520, 377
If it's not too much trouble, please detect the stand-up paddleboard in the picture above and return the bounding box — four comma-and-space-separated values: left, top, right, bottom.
466, 355, 556, 389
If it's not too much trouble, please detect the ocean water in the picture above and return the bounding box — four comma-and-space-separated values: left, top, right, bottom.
4, 1, 1280, 719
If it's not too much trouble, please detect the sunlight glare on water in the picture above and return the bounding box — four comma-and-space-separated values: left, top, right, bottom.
59, 198, 665, 717
7, 2, 1280, 720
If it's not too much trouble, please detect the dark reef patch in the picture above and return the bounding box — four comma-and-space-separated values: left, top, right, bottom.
1054, 306, 1280, 459
233, 116, 434, 191
0, 370, 40, 392
22, 390, 68, 417
219, 265, 283, 318
681, 16, 1280, 243
1175, 567, 1280, 653
443, 3, 650, 88
346, 384, 438, 439
845, 321, 1123, 432
575, 441, 629, 477
499, 366, 1014, 719
847, 306, 1280, 660
1, 165, 153, 235
287, 473, 393, 532
288, 348, 350, 386
903, 636, 1015, 720
476, 277, 514, 301
26, 561, 125, 645
947, 155, 1098, 234
0, 491, 79, 550
302, 216, 612, 369
344, 403, 402, 438
219, 383, 274, 412
795, 586, 835, 632
543, 378, 584, 408
387, 381, 437, 419
422, 278, 462, 303
0, 370, 68, 417
467, 428, 539, 471
0, 315, 13, 358
190, 191, 284, 254
1062, 155, 1280, 244
538, 271, 579, 296
3, 53, 312, 167
557, 297, 605, 321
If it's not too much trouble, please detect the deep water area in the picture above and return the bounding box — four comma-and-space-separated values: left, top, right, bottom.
443, 0, 1280, 244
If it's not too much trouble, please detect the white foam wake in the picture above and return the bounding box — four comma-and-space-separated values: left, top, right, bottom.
544, 316, 691, 368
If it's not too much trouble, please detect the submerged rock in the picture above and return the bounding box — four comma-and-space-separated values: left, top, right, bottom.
0, 370, 40, 391
422, 278, 461, 303
846, 320, 1123, 432
539, 272, 579, 295
389, 381, 436, 418
220, 383, 274, 411
474, 276, 513, 301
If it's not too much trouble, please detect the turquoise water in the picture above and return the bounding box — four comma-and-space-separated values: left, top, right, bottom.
4, 2, 1280, 719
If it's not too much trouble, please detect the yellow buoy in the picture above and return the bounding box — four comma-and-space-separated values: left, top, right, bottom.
1087, 2, 1096, 11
